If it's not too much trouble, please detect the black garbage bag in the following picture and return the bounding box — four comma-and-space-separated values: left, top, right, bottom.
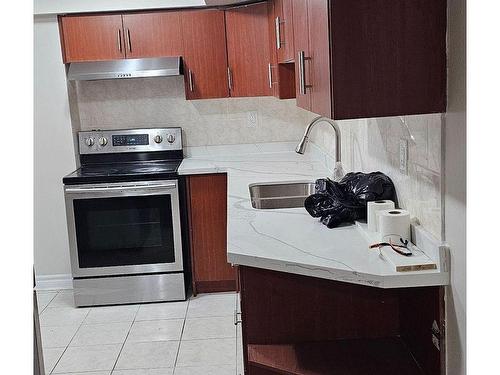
304, 172, 398, 228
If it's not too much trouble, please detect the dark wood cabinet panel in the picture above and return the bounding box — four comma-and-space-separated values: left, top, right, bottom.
330, 0, 447, 119
59, 15, 125, 63
239, 266, 444, 375
187, 174, 236, 295
181, 10, 229, 99
225, 2, 273, 97
122, 12, 183, 58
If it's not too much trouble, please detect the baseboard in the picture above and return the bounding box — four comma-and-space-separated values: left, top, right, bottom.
35, 274, 73, 291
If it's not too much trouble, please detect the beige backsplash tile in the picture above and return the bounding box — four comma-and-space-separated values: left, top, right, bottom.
71, 76, 442, 241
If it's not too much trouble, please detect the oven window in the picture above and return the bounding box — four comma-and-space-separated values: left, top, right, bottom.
73, 195, 175, 268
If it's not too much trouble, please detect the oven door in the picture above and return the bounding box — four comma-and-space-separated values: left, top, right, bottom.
64, 180, 183, 278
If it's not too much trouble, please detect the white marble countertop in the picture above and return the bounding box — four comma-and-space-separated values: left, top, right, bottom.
178, 142, 449, 288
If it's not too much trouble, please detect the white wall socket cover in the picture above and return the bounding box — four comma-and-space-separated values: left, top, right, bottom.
247, 111, 257, 127
399, 138, 409, 175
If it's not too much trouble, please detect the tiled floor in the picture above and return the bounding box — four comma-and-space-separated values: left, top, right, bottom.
37, 290, 243, 375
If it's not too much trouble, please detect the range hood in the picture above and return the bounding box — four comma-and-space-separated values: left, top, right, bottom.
67, 56, 181, 81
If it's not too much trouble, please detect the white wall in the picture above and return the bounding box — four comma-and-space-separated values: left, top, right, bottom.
444, 0, 466, 373
34, 15, 76, 278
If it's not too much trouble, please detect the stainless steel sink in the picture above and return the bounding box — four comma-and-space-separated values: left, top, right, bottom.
249, 181, 315, 209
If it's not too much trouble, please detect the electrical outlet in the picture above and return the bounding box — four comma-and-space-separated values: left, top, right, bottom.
399, 138, 409, 175
247, 111, 257, 127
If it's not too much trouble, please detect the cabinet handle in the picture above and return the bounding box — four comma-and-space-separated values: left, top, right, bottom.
234, 309, 242, 326
188, 69, 194, 92
275, 16, 285, 49
126, 28, 132, 52
227, 67, 233, 91
298, 51, 312, 95
117, 29, 122, 52
268, 63, 273, 88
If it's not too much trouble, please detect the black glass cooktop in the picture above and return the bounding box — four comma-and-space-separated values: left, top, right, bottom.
63, 160, 182, 185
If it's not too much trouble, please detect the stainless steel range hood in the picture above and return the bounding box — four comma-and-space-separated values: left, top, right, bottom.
67, 56, 181, 81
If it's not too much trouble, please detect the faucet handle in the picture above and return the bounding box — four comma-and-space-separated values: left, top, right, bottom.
333, 162, 345, 182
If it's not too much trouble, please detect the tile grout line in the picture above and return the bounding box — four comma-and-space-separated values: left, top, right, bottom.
38, 290, 59, 315
48, 291, 92, 374
172, 297, 190, 372
109, 305, 140, 374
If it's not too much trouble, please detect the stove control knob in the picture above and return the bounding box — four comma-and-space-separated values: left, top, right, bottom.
98, 137, 108, 147
85, 138, 95, 147
167, 134, 175, 144
154, 135, 163, 144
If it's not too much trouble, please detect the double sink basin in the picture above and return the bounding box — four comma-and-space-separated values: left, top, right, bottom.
249, 181, 315, 209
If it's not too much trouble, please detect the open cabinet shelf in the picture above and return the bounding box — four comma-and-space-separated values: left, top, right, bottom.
248, 337, 424, 375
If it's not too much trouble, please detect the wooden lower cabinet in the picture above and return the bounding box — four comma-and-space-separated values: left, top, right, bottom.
187, 174, 236, 295
239, 266, 445, 374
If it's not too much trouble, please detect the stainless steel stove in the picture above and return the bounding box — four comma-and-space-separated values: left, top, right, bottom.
63, 128, 188, 307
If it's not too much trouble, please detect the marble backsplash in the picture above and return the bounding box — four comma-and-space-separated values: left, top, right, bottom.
71, 76, 315, 146
308, 114, 442, 240
68, 76, 442, 240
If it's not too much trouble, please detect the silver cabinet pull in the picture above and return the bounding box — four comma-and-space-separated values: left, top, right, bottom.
227, 67, 233, 91
117, 29, 122, 52
268, 63, 273, 88
126, 28, 132, 52
188, 70, 194, 92
298, 51, 312, 95
275, 16, 285, 49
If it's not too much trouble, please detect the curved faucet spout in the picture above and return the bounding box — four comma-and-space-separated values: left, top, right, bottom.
295, 116, 344, 180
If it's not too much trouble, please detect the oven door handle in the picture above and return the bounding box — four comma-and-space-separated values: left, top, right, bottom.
65, 183, 177, 193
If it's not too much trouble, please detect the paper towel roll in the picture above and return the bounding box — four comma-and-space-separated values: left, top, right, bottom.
378, 209, 411, 244
367, 200, 395, 232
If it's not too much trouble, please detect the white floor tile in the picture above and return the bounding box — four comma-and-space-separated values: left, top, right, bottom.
186, 293, 236, 318
182, 316, 235, 340
70, 322, 132, 346
113, 369, 174, 375
52, 344, 122, 373
127, 319, 184, 343
40, 307, 90, 327
174, 365, 235, 375
42, 347, 65, 374
115, 341, 179, 370
176, 338, 236, 367
49, 291, 75, 308
37, 292, 57, 312
135, 302, 188, 321
84, 305, 139, 324
41, 324, 80, 348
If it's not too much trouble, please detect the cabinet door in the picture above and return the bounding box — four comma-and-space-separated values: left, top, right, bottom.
292, 0, 311, 110
225, 2, 273, 97
122, 12, 183, 58
274, 0, 295, 63
188, 174, 236, 294
59, 15, 125, 63
307, 0, 331, 117
181, 10, 229, 99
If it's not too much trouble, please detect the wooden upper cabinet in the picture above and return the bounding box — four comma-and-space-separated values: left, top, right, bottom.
181, 10, 229, 100
122, 12, 183, 59
292, 0, 332, 117
292, 0, 447, 120
273, 0, 295, 63
225, 2, 272, 97
59, 15, 125, 63
329, 0, 447, 119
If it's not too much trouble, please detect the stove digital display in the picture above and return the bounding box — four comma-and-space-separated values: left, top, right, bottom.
112, 134, 149, 146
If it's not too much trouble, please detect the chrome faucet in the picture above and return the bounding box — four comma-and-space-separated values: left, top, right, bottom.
295, 116, 345, 181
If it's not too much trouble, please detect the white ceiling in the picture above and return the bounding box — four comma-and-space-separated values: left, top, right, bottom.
34, 0, 254, 15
